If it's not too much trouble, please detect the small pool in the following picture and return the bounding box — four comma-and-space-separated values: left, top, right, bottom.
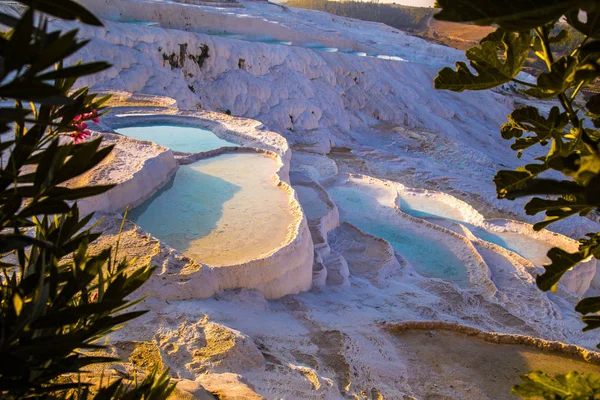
125, 21, 159, 26
128, 153, 294, 266
398, 192, 553, 266
376, 55, 407, 62
115, 124, 237, 153
246, 36, 292, 45
471, 228, 552, 265
295, 185, 330, 219
305, 44, 338, 52
329, 185, 469, 284
399, 194, 466, 223
214, 32, 245, 39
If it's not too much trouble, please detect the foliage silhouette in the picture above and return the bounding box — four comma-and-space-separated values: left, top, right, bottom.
435, 1, 600, 398
0, 1, 174, 398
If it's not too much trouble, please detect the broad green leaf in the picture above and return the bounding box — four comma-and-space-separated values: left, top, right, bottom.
434, 0, 597, 30
566, 7, 600, 39
587, 94, 600, 128
513, 371, 600, 399
575, 296, 600, 314
503, 106, 570, 153
575, 45, 600, 82
537, 247, 587, 291
494, 164, 549, 199
434, 29, 531, 91
525, 195, 595, 230
582, 315, 600, 332
523, 56, 579, 99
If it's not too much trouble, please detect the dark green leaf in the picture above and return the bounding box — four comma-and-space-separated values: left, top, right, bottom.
566, 7, 600, 39
37, 62, 111, 80
0, 80, 71, 105
435, 29, 531, 91
576, 296, 600, 314
435, 0, 597, 30
582, 315, 600, 332
0, 234, 53, 252
494, 164, 549, 199
536, 247, 587, 291
523, 56, 579, 99
512, 371, 600, 398
18, 0, 103, 26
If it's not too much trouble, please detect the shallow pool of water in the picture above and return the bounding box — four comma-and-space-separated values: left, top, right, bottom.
471, 229, 552, 265
125, 21, 159, 26
295, 185, 330, 219
305, 44, 338, 52
115, 124, 237, 153
399, 194, 466, 223
399, 193, 553, 266
329, 186, 468, 284
129, 153, 294, 266
246, 36, 292, 45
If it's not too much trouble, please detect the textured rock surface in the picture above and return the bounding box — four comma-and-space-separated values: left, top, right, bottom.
72, 132, 178, 216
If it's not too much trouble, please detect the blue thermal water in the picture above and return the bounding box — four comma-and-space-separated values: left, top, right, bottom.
128, 153, 294, 266
398, 195, 465, 224
246, 36, 293, 45
305, 44, 338, 52
329, 186, 469, 284
123, 21, 159, 26
115, 124, 237, 153
398, 194, 551, 265
128, 163, 241, 254
470, 228, 551, 265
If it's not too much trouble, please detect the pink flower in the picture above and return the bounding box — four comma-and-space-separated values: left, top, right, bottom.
69, 129, 92, 144
74, 122, 88, 131
90, 110, 101, 124
73, 114, 82, 122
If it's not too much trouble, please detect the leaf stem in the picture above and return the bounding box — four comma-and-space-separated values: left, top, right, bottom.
511, 78, 537, 88
571, 80, 586, 101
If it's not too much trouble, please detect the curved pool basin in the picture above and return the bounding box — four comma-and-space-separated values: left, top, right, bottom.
128, 153, 295, 266
115, 124, 237, 153
399, 192, 554, 266
329, 185, 469, 284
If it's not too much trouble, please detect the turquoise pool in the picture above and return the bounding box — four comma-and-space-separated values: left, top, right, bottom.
128, 153, 295, 266
398, 193, 552, 266
329, 186, 469, 284
115, 124, 237, 153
